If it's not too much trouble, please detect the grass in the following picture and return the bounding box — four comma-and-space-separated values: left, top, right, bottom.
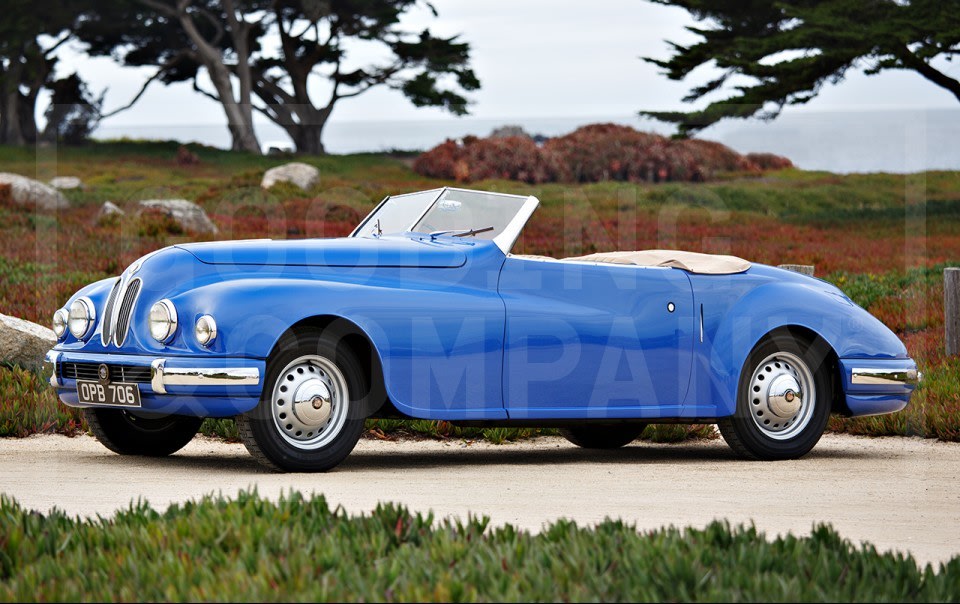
0, 140, 957, 443
0, 489, 957, 602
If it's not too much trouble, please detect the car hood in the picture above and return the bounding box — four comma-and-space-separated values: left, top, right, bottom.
176, 235, 467, 268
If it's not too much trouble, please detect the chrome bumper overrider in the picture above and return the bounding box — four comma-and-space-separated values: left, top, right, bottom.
45, 350, 62, 387
851, 367, 922, 387
149, 359, 260, 394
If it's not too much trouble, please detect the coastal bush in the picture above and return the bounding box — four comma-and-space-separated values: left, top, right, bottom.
413, 135, 561, 183
746, 152, 795, 171
0, 491, 955, 602
413, 123, 792, 184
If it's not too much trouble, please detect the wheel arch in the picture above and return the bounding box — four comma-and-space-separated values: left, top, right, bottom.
269, 314, 389, 418
701, 280, 884, 418
747, 325, 845, 416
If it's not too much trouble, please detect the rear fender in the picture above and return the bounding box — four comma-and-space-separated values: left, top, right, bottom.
691, 281, 907, 417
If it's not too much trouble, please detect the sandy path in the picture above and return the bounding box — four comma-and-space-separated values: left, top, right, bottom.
1, 433, 958, 566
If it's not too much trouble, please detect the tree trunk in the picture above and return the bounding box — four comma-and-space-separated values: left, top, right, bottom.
175, 5, 261, 154
2, 91, 26, 145
223, 0, 256, 144
204, 71, 260, 153
18, 90, 38, 144
1, 61, 26, 145
281, 101, 332, 155
293, 124, 326, 155
226, 117, 260, 153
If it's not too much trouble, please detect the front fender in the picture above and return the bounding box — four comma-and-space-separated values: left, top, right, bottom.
169, 277, 390, 359
171, 269, 508, 420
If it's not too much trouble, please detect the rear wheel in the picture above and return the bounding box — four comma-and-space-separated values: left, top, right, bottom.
83, 408, 202, 456
560, 424, 647, 449
237, 329, 367, 472
718, 333, 832, 460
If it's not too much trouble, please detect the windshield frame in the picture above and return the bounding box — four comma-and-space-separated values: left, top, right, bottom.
350, 187, 540, 255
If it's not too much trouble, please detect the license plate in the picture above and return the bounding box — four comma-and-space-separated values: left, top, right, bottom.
77, 380, 142, 408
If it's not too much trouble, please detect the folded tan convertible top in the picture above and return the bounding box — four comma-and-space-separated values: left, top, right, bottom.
513, 249, 751, 275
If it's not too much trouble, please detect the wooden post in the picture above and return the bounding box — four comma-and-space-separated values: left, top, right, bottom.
946, 268, 960, 356
778, 264, 815, 277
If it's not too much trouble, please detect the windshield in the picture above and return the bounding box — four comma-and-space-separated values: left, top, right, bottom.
413, 189, 527, 238
352, 189, 442, 238
351, 187, 538, 254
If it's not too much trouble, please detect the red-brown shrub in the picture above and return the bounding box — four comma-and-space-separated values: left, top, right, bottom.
413, 136, 560, 184
746, 152, 794, 170
675, 139, 755, 179
0, 184, 12, 207
412, 139, 461, 180
413, 123, 792, 184
545, 124, 674, 182
176, 145, 201, 166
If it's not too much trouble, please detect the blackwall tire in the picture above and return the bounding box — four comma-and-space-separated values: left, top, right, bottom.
237, 329, 367, 472
83, 408, 202, 457
560, 424, 647, 449
718, 333, 832, 460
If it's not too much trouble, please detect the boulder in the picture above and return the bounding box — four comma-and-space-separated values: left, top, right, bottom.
0, 173, 68, 210
49, 176, 83, 189
136, 199, 217, 234
261, 162, 320, 191
0, 314, 56, 371
95, 201, 125, 224
489, 125, 532, 139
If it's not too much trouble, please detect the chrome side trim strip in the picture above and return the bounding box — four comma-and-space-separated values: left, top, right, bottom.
699, 304, 704, 343
45, 350, 62, 387
151, 359, 166, 394
150, 358, 259, 393
851, 367, 920, 386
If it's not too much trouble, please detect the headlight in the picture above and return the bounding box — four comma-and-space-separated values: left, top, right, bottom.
52, 308, 68, 339
195, 314, 217, 347
68, 297, 95, 339
149, 299, 178, 343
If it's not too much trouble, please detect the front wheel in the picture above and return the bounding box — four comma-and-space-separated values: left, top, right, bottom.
237, 329, 368, 472
83, 408, 202, 456
718, 333, 832, 460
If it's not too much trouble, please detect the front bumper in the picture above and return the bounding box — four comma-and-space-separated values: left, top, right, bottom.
838, 357, 919, 417
148, 359, 260, 394
46, 349, 265, 418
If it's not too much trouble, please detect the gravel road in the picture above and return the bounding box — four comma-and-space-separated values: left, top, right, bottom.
1, 433, 957, 566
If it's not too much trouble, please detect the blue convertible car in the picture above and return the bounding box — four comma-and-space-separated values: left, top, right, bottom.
45, 187, 918, 471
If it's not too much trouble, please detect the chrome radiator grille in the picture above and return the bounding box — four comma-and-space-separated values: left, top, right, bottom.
114, 278, 141, 346
100, 275, 142, 347
100, 278, 122, 346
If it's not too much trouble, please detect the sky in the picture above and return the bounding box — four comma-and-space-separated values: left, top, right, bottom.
52, 0, 960, 135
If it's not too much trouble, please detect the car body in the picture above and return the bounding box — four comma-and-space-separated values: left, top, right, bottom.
46, 187, 919, 470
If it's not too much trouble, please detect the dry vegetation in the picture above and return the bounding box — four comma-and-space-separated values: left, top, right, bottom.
0, 140, 957, 442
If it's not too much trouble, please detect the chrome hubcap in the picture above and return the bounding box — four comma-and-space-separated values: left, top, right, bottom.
767, 374, 802, 418
292, 380, 332, 425
271, 355, 349, 450
748, 351, 815, 440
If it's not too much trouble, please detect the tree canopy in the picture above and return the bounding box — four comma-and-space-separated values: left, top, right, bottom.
0, 0, 93, 145
76, 0, 479, 154
641, 0, 960, 136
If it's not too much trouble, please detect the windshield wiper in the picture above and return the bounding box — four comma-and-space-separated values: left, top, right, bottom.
429, 226, 494, 240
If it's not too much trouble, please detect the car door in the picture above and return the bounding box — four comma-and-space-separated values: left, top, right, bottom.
499, 256, 694, 419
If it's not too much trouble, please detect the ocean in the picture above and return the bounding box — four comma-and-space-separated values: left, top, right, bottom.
93, 108, 960, 174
